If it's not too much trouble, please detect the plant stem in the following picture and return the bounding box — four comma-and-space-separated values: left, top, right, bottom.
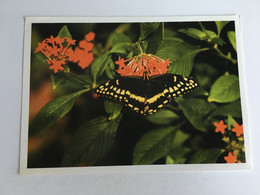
162, 22, 165, 40
214, 46, 237, 64
136, 42, 144, 54
63, 66, 92, 85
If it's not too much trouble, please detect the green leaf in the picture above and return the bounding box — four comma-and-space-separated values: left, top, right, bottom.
205, 30, 218, 40
109, 43, 130, 54
51, 72, 92, 90
112, 32, 132, 46
61, 115, 122, 166
91, 54, 111, 86
105, 59, 116, 79
189, 87, 209, 97
166, 156, 175, 164
156, 40, 200, 76
29, 89, 87, 136
58, 25, 72, 39
171, 130, 190, 147
133, 125, 181, 165
189, 148, 223, 163
227, 31, 237, 51
177, 98, 216, 132
146, 109, 179, 125
210, 100, 242, 118
178, 28, 207, 40
139, 22, 160, 41
166, 131, 191, 164
166, 156, 186, 164
146, 23, 163, 54
194, 63, 218, 88
34, 52, 48, 64
51, 73, 65, 90
211, 37, 225, 46
227, 115, 237, 130
208, 74, 240, 103
104, 101, 123, 120
215, 21, 230, 35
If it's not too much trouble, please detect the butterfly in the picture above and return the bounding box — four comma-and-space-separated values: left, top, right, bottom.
95, 74, 198, 115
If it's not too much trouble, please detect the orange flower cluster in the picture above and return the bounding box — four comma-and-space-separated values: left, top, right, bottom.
34, 36, 76, 73
66, 32, 95, 69
115, 54, 170, 77
214, 121, 244, 163
34, 32, 95, 73
214, 120, 243, 136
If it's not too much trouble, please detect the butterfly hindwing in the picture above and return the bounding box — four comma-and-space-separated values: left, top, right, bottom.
95, 77, 148, 113
95, 74, 198, 115
143, 74, 198, 114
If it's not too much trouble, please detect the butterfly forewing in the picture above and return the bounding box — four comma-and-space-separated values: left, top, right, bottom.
95, 77, 148, 113
95, 74, 198, 115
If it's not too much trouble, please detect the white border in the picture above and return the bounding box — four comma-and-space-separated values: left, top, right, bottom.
20, 15, 250, 175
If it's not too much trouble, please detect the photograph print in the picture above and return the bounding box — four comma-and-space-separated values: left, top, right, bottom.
20, 16, 249, 173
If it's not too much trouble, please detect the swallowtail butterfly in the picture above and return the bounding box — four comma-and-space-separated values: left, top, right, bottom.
95, 73, 198, 115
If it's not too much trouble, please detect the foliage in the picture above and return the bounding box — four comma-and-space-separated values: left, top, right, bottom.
28, 20, 245, 168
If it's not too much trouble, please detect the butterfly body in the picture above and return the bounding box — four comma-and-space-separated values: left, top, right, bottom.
95, 74, 198, 115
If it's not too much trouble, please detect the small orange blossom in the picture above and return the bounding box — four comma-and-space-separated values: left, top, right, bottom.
214, 120, 227, 134
232, 123, 243, 136
224, 152, 237, 163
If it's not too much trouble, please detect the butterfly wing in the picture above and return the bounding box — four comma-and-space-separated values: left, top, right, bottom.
95, 74, 198, 115
143, 74, 199, 114
95, 77, 148, 113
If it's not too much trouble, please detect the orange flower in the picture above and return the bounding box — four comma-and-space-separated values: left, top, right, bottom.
214, 120, 227, 134
34, 35, 76, 73
85, 32, 95, 41
34, 32, 95, 72
115, 54, 170, 77
224, 152, 237, 163
232, 123, 243, 136
48, 59, 64, 73
66, 32, 95, 69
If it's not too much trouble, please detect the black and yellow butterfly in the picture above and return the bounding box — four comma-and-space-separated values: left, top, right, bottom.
95, 74, 198, 115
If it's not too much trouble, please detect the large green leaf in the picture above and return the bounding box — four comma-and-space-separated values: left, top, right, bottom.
139, 22, 160, 41
189, 148, 223, 163
215, 21, 230, 35
133, 125, 182, 165
179, 28, 207, 40
156, 40, 200, 76
104, 101, 123, 120
109, 43, 129, 54
146, 23, 163, 54
61, 115, 122, 167
227, 31, 237, 51
51, 72, 92, 90
105, 59, 116, 79
112, 32, 132, 46
209, 100, 242, 118
177, 98, 216, 132
58, 25, 72, 39
146, 109, 179, 125
29, 89, 87, 136
91, 53, 111, 86
208, 74, 240, 103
